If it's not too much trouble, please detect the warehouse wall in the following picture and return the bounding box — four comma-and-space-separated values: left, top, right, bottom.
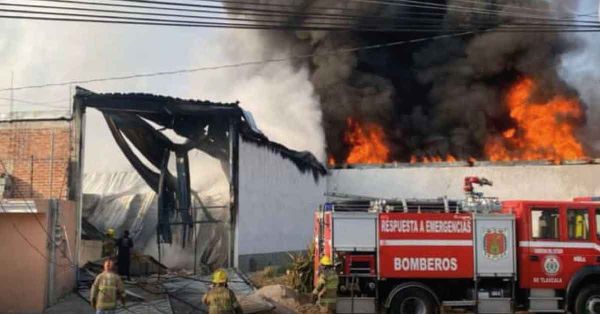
328, 164, 600, 201
237, 139, 325, 271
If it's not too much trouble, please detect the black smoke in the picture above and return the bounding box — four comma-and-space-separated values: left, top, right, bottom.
228, 0, 585, 161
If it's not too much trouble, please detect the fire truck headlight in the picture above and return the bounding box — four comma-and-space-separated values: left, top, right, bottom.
368, 282, 376, 290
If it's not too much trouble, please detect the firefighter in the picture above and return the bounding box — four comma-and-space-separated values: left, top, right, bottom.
313, 256, 339, 314
101, 228, 116, 257
116, 230, 134, 281
90, 258, 126, 314
202, 269, 243, 314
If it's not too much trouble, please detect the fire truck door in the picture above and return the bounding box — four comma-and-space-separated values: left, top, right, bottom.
561, 208, 598, 282
526, 207, 565, 288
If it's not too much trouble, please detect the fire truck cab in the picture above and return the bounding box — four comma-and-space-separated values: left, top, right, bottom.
314, 177, 600, 313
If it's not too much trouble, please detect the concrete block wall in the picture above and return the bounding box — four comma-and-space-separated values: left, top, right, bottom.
0, 120, 71, 200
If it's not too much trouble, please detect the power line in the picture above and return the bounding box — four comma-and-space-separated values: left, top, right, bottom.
0, 7, 598, 33
81, 0, 600, 25
4, 1, 600, 30
347, 0, 600, 24
2, 0, 599, 32
0, 2, 444, 29
0, 30, 518, 93
3, 25, 600, 94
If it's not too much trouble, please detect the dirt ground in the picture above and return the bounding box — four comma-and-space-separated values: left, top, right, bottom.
247, 269, 534, 314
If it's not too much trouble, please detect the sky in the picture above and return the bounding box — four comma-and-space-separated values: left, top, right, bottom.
0, 17, 325, 173
0, 0, 599, 174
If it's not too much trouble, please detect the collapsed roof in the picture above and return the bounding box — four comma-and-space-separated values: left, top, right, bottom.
74, 87, 326, 245
75, 88, 326, 176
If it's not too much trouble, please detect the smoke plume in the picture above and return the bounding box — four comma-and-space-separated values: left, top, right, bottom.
229, 0, 590, 161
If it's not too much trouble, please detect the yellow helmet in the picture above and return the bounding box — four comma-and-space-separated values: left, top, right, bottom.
106, 228, 115, 237
212, 269, 228, 284
320, 255, 333, 266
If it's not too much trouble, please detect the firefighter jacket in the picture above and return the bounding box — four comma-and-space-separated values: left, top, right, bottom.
313, 268, 339, 306
102, 238, 116, 257
202, 286, 243, 314
90, 271, 125, 310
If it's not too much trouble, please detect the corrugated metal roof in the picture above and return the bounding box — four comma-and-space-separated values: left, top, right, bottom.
75, 87, 327, 177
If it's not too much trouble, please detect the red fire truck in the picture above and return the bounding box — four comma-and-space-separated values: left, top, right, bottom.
314, 177, 600, 314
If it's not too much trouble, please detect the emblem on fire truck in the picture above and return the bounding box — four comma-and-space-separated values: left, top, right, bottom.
483, 228, 507, 260
543, 255, 561, 276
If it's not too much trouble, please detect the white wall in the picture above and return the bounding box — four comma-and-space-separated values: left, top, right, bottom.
237, 139, 326, 257
328, 164, 600, 201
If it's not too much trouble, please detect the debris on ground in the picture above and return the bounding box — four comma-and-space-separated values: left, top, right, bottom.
130, 253, 168, 276
253, 284, 302, 314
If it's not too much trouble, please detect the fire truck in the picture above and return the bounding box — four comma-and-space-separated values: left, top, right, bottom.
313, 177, 600, 314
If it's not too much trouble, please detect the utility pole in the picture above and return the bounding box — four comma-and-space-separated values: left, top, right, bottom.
10, 72, 14, 116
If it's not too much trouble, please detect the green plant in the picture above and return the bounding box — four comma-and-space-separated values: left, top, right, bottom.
287, 243, 315, 293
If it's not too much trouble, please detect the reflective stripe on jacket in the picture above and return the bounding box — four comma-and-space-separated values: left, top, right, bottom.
91, 272, 125, 310
314, 268, 338, 305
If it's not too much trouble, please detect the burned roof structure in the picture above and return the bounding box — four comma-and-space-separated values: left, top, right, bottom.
74, 87, 326, 257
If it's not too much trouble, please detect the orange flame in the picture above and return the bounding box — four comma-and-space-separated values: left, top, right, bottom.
327, 155, 336, 166
410, 154, 457, 163
485, 78, 586, 163
344, 118, 390, 164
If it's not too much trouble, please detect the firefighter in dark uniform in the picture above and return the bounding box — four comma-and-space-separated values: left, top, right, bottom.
202, 269, 243, 314
313, 255, 339, 314
116, 230, 133, 281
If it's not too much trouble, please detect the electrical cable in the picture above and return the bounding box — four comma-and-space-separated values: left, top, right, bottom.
346, 0, 599, 24
0, 30, 485, 93
2, 0, 598, 32
0, 2, 462, 28
5, 1, 600, 30
2, 26, 600, 95
0, 7, 598, 33
85, 0, 600, 25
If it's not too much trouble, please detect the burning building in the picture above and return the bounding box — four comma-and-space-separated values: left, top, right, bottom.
226, 0, 597, 165
224, 1, 600, 200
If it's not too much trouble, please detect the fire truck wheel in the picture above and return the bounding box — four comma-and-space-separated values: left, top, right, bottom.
389, 287, 437, 314
575, 284, 600, 314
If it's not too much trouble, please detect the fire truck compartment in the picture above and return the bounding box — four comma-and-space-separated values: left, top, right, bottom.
474, 214, 517, 277
332, 212, 377, 251
336, 297, 376, 314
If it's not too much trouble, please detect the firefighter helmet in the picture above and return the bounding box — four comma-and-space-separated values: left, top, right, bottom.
320, 255, 333, 266
212, 269, 228, 284
106, 228, 115, 237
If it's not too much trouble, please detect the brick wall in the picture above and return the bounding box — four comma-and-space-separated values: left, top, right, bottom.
0, 120, 72, 200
